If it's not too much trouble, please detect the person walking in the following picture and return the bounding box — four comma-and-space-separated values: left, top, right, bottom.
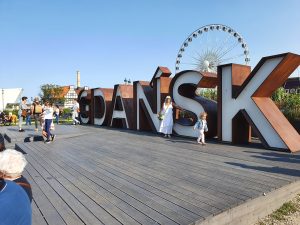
25, 109, 31, 126
18, 96, 28, 132
42, 101, 55, 144
54, 105, 60, 125
31, 97, 43, 131
72, 99, 80, 125
159, 96, 174, 138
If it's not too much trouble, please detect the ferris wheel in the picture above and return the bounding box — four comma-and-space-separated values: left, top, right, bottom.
175, 24, 250, 74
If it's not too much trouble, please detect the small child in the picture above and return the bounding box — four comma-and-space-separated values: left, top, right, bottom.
193, 112, 208, 145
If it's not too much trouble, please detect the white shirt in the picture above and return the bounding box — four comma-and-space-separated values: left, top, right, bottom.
43, 106, 53, 120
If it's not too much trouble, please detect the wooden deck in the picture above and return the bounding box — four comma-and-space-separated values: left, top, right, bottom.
1, 125, 300, 225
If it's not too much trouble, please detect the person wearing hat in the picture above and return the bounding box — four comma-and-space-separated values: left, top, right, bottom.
31, 96, 43, 131
159, 96, 174, 138
18, 96, 28, 132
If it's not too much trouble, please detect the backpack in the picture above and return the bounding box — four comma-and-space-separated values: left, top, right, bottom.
34, 104, 43, 114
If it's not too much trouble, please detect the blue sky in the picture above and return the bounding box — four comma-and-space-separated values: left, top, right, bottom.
1, 0, 300, 99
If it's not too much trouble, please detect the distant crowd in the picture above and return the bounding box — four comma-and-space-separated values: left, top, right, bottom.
17, 96, 80, 144
0, 97, 81, 224
0, 97, 81, 144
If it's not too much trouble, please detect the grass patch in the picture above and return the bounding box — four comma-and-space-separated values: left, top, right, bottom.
270, 201, 298, 221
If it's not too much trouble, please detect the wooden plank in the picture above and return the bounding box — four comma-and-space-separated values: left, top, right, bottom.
95, 131, 298, 181
23, 170, 66, 225
64, 139, 247, 204
25, 145, 138, 225
25, 153, 104, 225
38, 141, 220, 218
24, 161, 85, 225
67, 134, 280, 198
14, 125, 300, 225
31, 142, 190, 225
31, 200, 48, 225
34, 139, 237, 213
22, 142, 178, 225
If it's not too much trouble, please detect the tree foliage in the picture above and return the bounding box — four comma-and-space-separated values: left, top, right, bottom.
272, 87, 300, 120
198, 88, 218, 101
39, 84, 65, 105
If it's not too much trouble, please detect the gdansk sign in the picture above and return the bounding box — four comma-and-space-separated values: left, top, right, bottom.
78, 53, 300, 152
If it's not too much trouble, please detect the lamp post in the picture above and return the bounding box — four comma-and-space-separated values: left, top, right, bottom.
124, 78, 131, 85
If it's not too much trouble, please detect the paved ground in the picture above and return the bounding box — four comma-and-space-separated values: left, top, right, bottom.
1, 125, 300, 225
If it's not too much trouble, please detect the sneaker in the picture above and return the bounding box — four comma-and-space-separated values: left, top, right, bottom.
19, 129, 25, 132
164, 134, 167, 137
51, 135, 56, 141
202, 142, 206, 146
45, 140, 51, 144
167, 135, 171, 138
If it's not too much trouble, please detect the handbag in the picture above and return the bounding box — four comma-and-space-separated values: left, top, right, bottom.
21, 109, 27, 117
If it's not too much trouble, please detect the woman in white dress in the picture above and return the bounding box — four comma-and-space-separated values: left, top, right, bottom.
159, 96, 174, 138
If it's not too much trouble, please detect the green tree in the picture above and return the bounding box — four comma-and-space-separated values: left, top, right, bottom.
271, 87, 287, 108
200, 88, 218, 101
272, 88, 300, 121
40, 84, 65, 105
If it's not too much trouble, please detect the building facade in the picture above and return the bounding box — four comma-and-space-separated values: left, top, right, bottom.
61, 85, 78, 108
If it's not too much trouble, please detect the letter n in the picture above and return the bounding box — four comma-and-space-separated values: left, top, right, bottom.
218, 53, 300, 152
133, 66, 172, 131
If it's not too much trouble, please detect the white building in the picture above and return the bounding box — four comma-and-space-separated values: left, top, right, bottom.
0, 88, 23, 111
60, 85, 79, 108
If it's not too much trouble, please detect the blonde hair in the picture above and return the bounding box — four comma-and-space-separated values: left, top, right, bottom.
165, 96, 172, 103
0, 149, 27, 177
200, 112, 207, 119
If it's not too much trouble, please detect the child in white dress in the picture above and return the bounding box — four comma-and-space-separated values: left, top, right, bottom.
193, 112, 208, 145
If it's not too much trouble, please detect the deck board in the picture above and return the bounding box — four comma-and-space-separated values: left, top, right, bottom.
10, 125, 300, 225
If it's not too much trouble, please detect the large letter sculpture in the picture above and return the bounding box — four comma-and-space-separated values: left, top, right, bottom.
92, 88, 113, 126
133, 66, 172, 131
79, 89, 91, 124
170, 70, 218, 138
110, 84, 134, 129
218, 53, 300, 152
